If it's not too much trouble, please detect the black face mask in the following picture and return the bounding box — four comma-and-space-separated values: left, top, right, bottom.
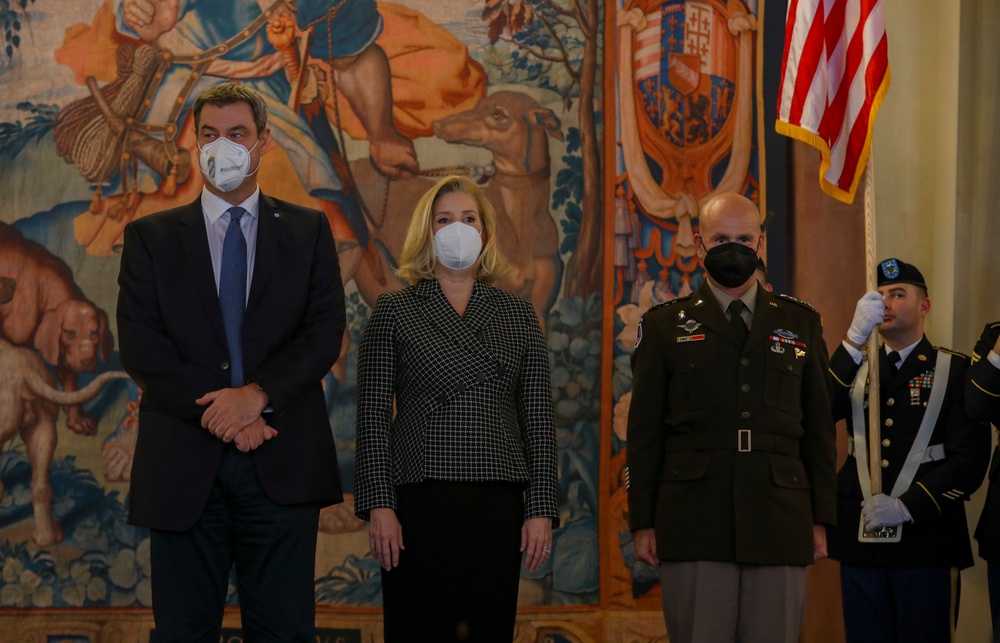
704, 242, 759, 288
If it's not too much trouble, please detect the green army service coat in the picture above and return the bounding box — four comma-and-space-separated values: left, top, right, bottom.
626, 280, 838, 566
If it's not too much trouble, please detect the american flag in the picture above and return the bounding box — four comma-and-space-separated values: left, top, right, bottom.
775, 0, 890, 203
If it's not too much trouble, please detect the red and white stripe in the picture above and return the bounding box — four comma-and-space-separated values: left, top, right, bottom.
634, 10, 662, 80
776, 0, 890, 203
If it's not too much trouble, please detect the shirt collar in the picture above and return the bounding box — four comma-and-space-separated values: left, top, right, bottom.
201, 186, 260, 224
885, 338, 922, 365
707, 279, 758, 316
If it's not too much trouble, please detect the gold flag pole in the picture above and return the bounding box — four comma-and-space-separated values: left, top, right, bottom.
863, 150, 882, 495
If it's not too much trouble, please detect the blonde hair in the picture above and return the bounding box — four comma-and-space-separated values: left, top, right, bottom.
395, 175, 508, 284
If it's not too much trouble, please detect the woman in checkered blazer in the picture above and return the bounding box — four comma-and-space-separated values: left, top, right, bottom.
354, 175, 559, 641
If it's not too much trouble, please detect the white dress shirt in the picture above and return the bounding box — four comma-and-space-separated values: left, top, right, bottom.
201, 186, 260, 302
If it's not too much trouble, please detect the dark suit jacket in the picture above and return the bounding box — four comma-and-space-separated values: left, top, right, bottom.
626, 281, 837, 566
117, 194, 346, 531
353, 278, 559, 524
828, 337, 988, 568
966, 322, 1000, 563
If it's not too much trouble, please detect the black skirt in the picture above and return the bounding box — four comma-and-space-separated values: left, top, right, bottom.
381, 479, 525, 642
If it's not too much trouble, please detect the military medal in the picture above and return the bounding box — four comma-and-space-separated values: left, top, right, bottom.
677, 334, 705, 343
769, 330, 806, 359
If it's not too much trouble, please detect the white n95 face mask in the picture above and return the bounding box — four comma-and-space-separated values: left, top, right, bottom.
199, 137, 260, 192
433, 222, 483, 271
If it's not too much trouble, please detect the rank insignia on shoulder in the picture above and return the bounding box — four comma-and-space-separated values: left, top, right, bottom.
647, 297, 686, 314
776, 293, 817, 312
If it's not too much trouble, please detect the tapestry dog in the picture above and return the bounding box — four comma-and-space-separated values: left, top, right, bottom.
0, 337, 128, 545
0, 222, 114, 435
433, 90, 564, 328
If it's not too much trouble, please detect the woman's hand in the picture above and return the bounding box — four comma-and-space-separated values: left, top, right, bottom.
521, 516, 553, 573
369, 507, 404, 571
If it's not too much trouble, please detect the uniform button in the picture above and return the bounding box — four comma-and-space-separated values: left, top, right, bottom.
221, 361, 230, 370
689, 362, 696, 368
672, 469, 679, 476
786, 365, 793, 372
792, 476, 798, 483
882, 438, 891, 447
741, 384, 750, 393
741, 411, 751, 420
741, 358, 750, 366
887, 398, 895, 407
881, 459, 889, 468
885, 418, 893, 427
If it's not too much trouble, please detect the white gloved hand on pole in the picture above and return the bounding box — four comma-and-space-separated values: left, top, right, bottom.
847, 291, 885, 346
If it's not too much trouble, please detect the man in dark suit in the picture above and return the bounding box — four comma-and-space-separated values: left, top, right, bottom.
627, 192, 837, 643
965, 321, 1000, 636
116, 83, 346, 642
828, 258, 988, 642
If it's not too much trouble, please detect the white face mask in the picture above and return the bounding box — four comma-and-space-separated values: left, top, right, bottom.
433, 222, 483, 271
198, 136, 260, 192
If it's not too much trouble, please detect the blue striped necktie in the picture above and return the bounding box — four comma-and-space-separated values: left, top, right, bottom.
219, 206, 247, 387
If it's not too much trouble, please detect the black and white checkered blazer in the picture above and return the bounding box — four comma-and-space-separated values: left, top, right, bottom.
353, 278, 559, 524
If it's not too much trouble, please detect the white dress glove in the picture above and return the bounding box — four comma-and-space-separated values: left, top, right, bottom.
847, 291, 885, 345
861, 494, 912, 530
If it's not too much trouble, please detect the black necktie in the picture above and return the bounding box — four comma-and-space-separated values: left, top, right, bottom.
728, 299, 749, 346
887, 350, 902, 375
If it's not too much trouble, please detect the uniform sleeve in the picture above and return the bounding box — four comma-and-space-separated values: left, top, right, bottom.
829, 342, 862, 423
967, 323, 1000, 424
517, 305, 560, 524
353, 293, 398, 520
625, 314, 669, 531
799, 314, 838, 526
900, 355, 991, 523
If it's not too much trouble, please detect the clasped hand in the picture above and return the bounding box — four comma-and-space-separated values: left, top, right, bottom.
196, 385, 275, 452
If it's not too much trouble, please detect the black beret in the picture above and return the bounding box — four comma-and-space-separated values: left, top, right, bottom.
877, 258, 926, 289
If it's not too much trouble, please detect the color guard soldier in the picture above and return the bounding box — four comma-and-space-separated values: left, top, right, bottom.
828, 258, 989, 643
965, 319, 1000, 639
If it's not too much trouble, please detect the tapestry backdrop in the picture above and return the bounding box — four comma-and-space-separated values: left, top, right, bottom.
0, 0, 773, 639
0, 0, 603, 638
